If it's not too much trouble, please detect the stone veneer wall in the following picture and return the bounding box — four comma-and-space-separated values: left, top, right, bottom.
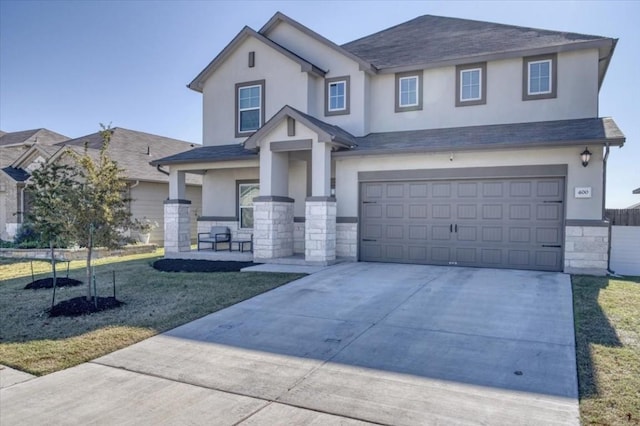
253, 200, 294, 259
564, 225, 609, 275
305, 200, 336, 264
336, 222, 358, 259
164, 200, 191, 253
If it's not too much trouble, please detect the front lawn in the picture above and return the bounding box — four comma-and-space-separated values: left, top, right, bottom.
0, 250, 304, 375
573, 275, 640, 425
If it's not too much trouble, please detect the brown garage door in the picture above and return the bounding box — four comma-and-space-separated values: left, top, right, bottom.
360, 178, 565, 271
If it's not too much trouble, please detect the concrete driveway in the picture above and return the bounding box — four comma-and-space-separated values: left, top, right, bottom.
1, 263, 578, 425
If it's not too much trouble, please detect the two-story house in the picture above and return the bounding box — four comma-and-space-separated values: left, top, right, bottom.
152, 12, 625, 275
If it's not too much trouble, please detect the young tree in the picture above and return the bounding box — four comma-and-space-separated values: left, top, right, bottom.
66, 125, 132, 300
25, 162, 77, 288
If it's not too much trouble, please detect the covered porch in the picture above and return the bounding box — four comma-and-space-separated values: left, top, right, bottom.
155, 106, 357, 266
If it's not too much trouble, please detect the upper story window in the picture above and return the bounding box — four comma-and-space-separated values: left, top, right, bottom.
455, 62, 486, 107
523, 53, 557, 101
395, 71, 423, 112
325, 76, 350, 116
235, 80, 265, 137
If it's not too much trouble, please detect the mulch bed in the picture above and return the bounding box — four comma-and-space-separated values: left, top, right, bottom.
25, 277, 83, 290
49, 296, 123, 317
152, 259, 257, 273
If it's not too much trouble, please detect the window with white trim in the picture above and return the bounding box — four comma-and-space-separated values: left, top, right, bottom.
399, 76, 418, 107
522, 54, 556, 101
394, 71, 423, 112
238, 182, 259, 229
235, 80, 264, 136
328, 80, 346, 111
324, 76, 350, 116
455, 62, 486, 107
460, 68, 481, 101
528, 59, 551, 95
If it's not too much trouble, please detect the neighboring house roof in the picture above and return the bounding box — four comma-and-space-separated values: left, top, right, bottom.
150, 144, 257, 166
155, 117, 623, 165
0, 130, 5, 137
334, 117, 624, 157
633, 187, 640, 194
188, 26, 326, 92
243, 105, 357, 150
341, 15, 616, 86
1, 166, 30, 182
627, 202, 640, 209
0, 147, 27, 168
53, 127, 200, 184
0, 128, 69, 147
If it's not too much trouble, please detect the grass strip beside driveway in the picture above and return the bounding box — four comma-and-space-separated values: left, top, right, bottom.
572, 275, 640, 425
0, 251, 304, 375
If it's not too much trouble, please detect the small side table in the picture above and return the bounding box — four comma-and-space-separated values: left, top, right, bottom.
229, 238, 253, 253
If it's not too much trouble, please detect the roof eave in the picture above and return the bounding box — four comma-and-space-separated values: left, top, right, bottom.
375, 38, 614, 74
150, 155, 258, 167
333, 137, 626, 158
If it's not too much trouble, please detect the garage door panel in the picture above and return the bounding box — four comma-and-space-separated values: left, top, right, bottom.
386, 225, 404, 239
360, 178, 564, 271
482, 204, 503, 219
386, 204, 404, 218
363, 204, 383, 218
408, 225, 427, 239
536, 204, 562, 220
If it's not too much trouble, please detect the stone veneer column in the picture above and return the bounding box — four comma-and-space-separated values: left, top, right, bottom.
305, 197, 337, 264
253, 196, 294, 260
164, 199, 191, 253
564, 223, 609, 275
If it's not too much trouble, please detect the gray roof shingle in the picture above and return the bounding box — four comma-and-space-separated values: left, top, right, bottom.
0, 128, 69, 147
150, 144, 257, 166
342, 15, 611, 70
334, 118, 624, 157
57, 128, 200, 183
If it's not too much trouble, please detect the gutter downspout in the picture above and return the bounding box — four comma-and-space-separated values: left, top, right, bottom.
156, 165, 170, 176
603, 143, 615, 274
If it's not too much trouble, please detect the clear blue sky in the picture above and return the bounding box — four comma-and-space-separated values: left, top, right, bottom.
1, 0, 638, 208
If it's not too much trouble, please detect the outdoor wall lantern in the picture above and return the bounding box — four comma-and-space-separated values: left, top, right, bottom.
580, 147, 592, 167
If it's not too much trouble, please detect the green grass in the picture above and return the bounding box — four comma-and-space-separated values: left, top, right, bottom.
0, 250, 304, 375
572, 275, 640, 425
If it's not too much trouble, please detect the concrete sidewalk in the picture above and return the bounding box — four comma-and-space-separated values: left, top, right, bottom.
1, 263, 579, 425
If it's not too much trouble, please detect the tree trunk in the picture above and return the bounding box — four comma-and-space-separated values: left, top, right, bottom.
86, 229, 92, 301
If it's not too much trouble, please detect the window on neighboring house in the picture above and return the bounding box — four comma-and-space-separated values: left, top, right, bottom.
325, 76, 350, 116
235, 80, 265, 137
395, 71, 423, 112
523, 54, 557, 100
238, 182, 259, 228
455, 63, 486, 107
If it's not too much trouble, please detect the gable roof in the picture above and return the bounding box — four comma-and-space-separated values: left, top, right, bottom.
188, 26, 326, 92
334, 117, 624, 158
259, 12, 377, 74
243, 105, 356, 150
341, 15, 616, 85
52, 127, 200, 183
0, 128, 69, 147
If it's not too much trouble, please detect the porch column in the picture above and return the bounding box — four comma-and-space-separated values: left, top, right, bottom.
254, 148, 294, 260
169, 170, 186, 199
253, 196, 294, 260
164, 199, 191, 253
306, 142, 336, 264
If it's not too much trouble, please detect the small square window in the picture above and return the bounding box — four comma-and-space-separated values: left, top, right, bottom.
395, 71, 423, 112
325, 76, 350, 116
523, 54, 557, 101
455, 63, 486, 107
